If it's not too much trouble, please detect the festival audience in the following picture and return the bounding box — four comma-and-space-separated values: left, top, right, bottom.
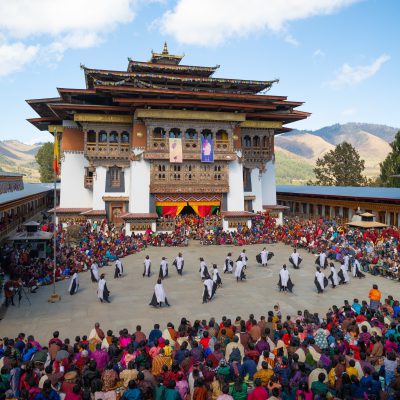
1, 292, 400, 399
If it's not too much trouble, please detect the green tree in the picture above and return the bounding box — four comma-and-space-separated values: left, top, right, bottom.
379, 130, 400, 187
308, 142, 369, 186
35, 142, 54, 182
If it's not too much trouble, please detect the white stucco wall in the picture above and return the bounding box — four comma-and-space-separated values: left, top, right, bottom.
60, 152, 92, 208
244, 168, 263, 212
129, 155, 150, 213
92, 167, 131, 211
92, 166, 107, 210
227, 159, 244, 211
261, 159, 277, 206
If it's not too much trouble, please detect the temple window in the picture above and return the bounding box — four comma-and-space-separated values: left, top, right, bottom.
121, 131, 130, 143
173, 165, 181, 172
253, 136, 260, 147
109, 166, 121, 187
185, 129, 198, 140
216, 129, 228, 142
262, 136, 268, 148
169, 128, 182, 138
109, 131, 119, 143
243, 167, 252, 192
87, 130, 96, 143
99, 130, 107, 143
200, 129, 213, 141
243, 136, 251, 147
153, 127, 166, 139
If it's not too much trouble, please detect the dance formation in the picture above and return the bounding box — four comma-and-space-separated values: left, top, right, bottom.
66, 245, 366, 305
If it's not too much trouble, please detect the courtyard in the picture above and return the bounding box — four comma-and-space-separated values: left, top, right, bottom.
1, 241, 399, 342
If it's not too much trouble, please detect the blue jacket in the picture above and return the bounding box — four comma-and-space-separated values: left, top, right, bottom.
121, 388, 141, 400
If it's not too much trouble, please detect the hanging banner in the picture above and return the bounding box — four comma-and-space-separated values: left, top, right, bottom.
169, 138, 183, 163
155, 201, 187, 217
188, 201, 220, 217
201, 138, 214, 163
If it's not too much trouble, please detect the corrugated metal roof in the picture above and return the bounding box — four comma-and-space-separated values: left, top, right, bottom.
276, 185, 400, 201
0, 172, 24, 177
0, 183, 58, 205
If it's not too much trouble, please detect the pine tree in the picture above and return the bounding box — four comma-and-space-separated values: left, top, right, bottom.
379, 131, 400, 187
35, 142, 54, 182
308, 142, 368, 186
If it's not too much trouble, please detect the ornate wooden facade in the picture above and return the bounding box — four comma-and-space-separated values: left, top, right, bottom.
27, 44, 309, 222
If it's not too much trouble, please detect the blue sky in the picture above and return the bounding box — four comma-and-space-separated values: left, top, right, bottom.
0, 0, 398, 144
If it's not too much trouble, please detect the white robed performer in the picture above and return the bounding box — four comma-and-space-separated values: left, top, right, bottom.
316, 251, 328, 269
343, 254, 350, 272
91, 262, 99, 282
314, 267, 328, 294
199, 258, 208, 279
114, 258, 123, 279
97, 274, 110, 303
256, 248, 274, 266
352, 258, 365, 278
328, 263, 339, 288
289, 249, 302, 269
173, 253, 184, 276
223, 253, 233, 273
202, 275, 217, 303
235, 259, 246, 282
159, 257, 168, 279
338, 261, 350, 284
278, 264, 293, 293
212, 264, 222, 287
68, 271, 79, 295
239, 249, 248, 268
149, 278, 170, 307
260, 248, 269, 266
143, 255, 151, 277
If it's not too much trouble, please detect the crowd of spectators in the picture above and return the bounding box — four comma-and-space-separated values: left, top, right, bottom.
1, 291, 400, 400
1, 212, 400, 303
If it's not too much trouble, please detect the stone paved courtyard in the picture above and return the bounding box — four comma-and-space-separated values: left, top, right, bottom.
1, 242, 399, 342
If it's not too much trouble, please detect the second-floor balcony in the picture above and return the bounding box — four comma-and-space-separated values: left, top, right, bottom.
146, 137, 234, 160
85, 142, 130, 160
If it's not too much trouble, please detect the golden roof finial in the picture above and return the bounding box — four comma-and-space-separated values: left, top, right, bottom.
162, 42, 169, 55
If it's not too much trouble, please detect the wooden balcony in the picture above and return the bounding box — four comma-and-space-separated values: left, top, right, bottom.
84, 176, 93, 189
242, 147, 273, 169
85, 142, 130, 160
145, 138, 234, 160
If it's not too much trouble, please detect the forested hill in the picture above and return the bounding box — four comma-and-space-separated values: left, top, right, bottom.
275, 123, 398, 184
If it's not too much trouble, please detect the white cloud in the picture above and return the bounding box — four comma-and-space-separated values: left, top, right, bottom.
159, 0, 359, 46
313, 49, 325, 58
0, 39, 40, 77
0, 0, 139, 75
284, 34, 299, 46
0, 0, 135, 39
328, 54, 390, 89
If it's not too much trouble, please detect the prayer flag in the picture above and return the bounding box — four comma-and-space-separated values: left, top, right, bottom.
53, 133, 60, 176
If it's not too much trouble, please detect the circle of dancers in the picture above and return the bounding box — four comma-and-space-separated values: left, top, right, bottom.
66, 245, 367, 306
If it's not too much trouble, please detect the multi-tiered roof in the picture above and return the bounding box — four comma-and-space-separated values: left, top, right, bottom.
27, 43, 310, 131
